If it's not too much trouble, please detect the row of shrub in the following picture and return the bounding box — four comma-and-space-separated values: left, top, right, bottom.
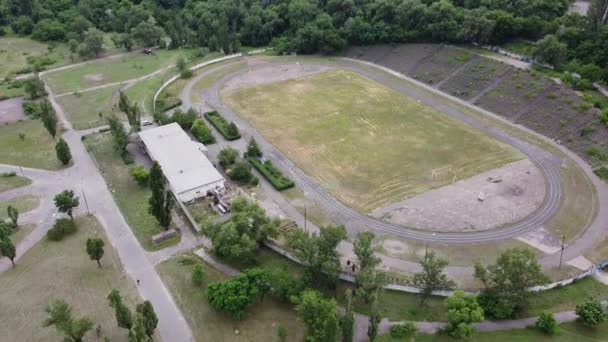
204, 111, 240, 140
157, 96, 182, 112
248, 157, 294, 191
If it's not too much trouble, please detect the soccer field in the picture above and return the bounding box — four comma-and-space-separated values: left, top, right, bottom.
223, 69, 523, 212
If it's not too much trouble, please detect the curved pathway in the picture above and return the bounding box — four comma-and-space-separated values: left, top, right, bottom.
203, 59, 564, 243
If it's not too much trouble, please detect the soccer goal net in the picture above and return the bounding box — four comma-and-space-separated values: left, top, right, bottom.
431, 164, 456, 183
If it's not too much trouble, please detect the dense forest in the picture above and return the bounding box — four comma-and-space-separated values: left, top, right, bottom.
1, 0, 607, 82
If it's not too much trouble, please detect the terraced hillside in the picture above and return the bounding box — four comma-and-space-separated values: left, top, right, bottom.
439, 57, 512, 99
344, 43, 608, 168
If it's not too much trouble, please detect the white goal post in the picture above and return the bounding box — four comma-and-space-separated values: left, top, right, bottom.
431, 164, 456, 183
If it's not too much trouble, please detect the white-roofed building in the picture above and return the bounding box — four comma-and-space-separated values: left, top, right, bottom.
139, 122, 224, 202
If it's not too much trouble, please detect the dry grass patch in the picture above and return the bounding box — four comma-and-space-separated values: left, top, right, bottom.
224, 69, 521, 212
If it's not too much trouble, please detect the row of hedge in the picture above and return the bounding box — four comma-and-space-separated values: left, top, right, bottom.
204, 111, 241, 140
248, 157, 294, 191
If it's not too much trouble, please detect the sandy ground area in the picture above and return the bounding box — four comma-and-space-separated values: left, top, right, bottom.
222, 59, 334, 91
0, 97, 25, 124
371, 159, 546, 232
516, 227, 563, 254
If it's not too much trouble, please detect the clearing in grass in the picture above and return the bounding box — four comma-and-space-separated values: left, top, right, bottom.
0, 119, 61, 170
57, 84, 123, 129
0, 215, 139, 342
223, 69, 522, 212
156, 252, 306, 341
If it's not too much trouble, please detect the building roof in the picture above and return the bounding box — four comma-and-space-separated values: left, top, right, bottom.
139, 123, 223, 194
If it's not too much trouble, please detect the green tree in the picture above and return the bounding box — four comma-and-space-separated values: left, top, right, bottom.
353, 231, 386, 303
228, 161, 253, 183
24, 76, 46, 99
7, 205, 19, 227
192, 264, 205, 287
287, 224, 346, 288
207, 268, 271, 320
535, 312, 557, 335
413, 250, 456, 304
218, 147, 239, 169
136, 301, 158, 338
107, 114, 129, 154
107, 289, 133, 330
0, 238, 16, 266
367, 293, 381, 341
132, 21, 165, 47
341, 289, 354, 342
148, 162, 172, 229
118, 92, 141, 132
294, 289, 340, 342
576, 297, 607, 327
444, 290, 484, 339
54, 190, 80, 220
191, 118, 215, 144
55, 138, 72, 165
533, 34, 568, 67
226, 122, 240, 137
42, 299, 93, 342
86, 238, 104, 268
39, 100, 58, 138
129, 313, 151, 342
80, 28, 104, 57
246, 137, 262, 158
474, 248, 549, 319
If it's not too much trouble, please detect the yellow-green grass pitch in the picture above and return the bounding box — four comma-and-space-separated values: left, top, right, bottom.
0, 215, 139, 341
0, 119, 62, 170
57, 84, 123, 130
223, 70, 523, 212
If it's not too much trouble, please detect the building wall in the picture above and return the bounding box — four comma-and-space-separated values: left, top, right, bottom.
177, 179, 225, 202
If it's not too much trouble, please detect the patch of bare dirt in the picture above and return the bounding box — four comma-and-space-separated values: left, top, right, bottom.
84, 73, 104, 82
0, 97, 25, 124
222, 62, 334, 91
371, 159, 546, 232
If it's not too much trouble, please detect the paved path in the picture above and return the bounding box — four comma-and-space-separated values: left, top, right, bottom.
5, 73, 196, 340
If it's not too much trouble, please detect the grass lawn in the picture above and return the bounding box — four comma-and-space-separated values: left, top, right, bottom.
223, 69, 522, 213
0, 81, 26, 98
0, 37, 70, 78
379, 321, 608, 341
0, 174, 31, 192
156, 252, 306, 341
124, 68, 175, 114
0, 194, 39, 218
57, 84, 124, 129
0, 215, 140, 342
84, 132, 179, 251
0, 119, 62, 170
44, 49, 196, 94
9, 223, 36, 246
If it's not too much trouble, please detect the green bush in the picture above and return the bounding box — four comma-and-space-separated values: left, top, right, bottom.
191, 264, 205, 287
191, 118, 216, 144
130, 165, 150, 187
576, 297, 607, 327
229, 161, 254, 184
47, 218, 77, 241
390, 322, 416, 338
594, 166, 608, 180
248, 157, 294, 190
159, 96, 182, 112
204, 111, 241, 140
172, 108, 198, 129
535, 312, 557, 335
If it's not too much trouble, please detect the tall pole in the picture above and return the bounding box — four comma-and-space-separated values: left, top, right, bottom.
19, 166, 25, 177
304, 202, 307, 231
559, 234, 566, 269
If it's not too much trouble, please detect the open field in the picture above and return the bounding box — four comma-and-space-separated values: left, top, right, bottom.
57, 84, 123, 129
85, 132, 179, 251
44, 49, 195, 94
156, 252, 306, 341
412, 47, 472, 84
0, 37, 71, 78
224, 69, 521, 212
439, 57, 512, 99
0, 119, 61, 170
190, 61, 247, 102
0, 215, 139, 342
0, 174, 31, 192
0, 195, 39, 219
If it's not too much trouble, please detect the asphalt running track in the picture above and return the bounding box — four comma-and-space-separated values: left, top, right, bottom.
202, 58, 565, 243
